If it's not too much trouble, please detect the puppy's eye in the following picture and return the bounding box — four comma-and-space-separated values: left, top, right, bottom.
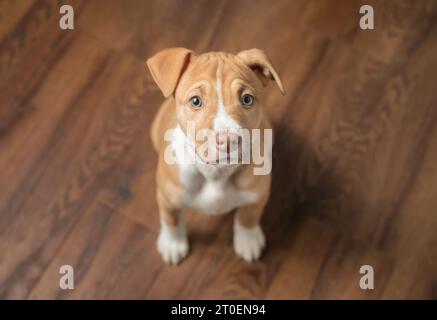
241, 93, 254, 107
190, 96, 203, 108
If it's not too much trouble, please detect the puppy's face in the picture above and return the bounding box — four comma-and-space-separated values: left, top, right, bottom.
147, 48, 284, 164
175, 53, 262, 134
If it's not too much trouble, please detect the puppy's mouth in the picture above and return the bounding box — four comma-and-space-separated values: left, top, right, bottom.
205, 155, 232, 165
199, 150, 243, 166
184, 130, 247, 166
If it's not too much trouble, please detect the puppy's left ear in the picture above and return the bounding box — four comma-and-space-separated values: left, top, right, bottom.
237, 48, 285, 95
146, 47, 193, 98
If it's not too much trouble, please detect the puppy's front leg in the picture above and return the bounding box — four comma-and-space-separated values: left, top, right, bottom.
156, 191, 189, 265
233, 203, 266, 262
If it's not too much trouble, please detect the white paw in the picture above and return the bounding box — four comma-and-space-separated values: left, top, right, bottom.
233, 220, 266, 262
157, 218, 189, 265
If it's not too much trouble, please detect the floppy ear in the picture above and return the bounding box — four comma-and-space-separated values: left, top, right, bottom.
237, 48, 285, 95
146, 47, 193, 98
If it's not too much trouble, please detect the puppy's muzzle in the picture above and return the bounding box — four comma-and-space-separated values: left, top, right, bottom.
216, 130, 240, 155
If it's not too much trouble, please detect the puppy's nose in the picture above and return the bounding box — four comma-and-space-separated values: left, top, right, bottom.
216, 131, 239, 153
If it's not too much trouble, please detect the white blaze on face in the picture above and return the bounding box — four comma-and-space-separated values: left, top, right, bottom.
213, 66, 240, 131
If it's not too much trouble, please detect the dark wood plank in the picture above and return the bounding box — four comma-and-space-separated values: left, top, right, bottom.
0, 30, 150, 298
28, 197, 160, 299
265, 218, 338, 299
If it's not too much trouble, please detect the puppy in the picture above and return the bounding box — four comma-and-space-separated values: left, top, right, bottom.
146, 48, 284, 265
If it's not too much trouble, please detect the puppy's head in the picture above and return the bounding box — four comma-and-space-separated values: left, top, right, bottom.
147, 48, 284, 164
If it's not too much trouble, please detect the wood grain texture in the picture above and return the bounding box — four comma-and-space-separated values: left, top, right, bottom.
0, 0, 436, 299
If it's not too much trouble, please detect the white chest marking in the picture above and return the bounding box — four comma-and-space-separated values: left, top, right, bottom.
170, 125, 258, 215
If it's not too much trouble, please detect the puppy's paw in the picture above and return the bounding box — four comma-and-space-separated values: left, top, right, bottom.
157, 220, 189, 265
233, 220, 266, 262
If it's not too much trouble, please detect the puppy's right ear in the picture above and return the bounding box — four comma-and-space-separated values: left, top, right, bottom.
146, 48, 193, 98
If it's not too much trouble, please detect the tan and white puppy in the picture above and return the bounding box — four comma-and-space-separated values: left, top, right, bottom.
146, 48, 284, 265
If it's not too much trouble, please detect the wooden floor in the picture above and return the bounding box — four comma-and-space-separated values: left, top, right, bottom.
1, 0, 437, 299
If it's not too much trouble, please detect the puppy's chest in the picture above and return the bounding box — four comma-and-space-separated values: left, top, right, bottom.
178, 165, 257, 215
